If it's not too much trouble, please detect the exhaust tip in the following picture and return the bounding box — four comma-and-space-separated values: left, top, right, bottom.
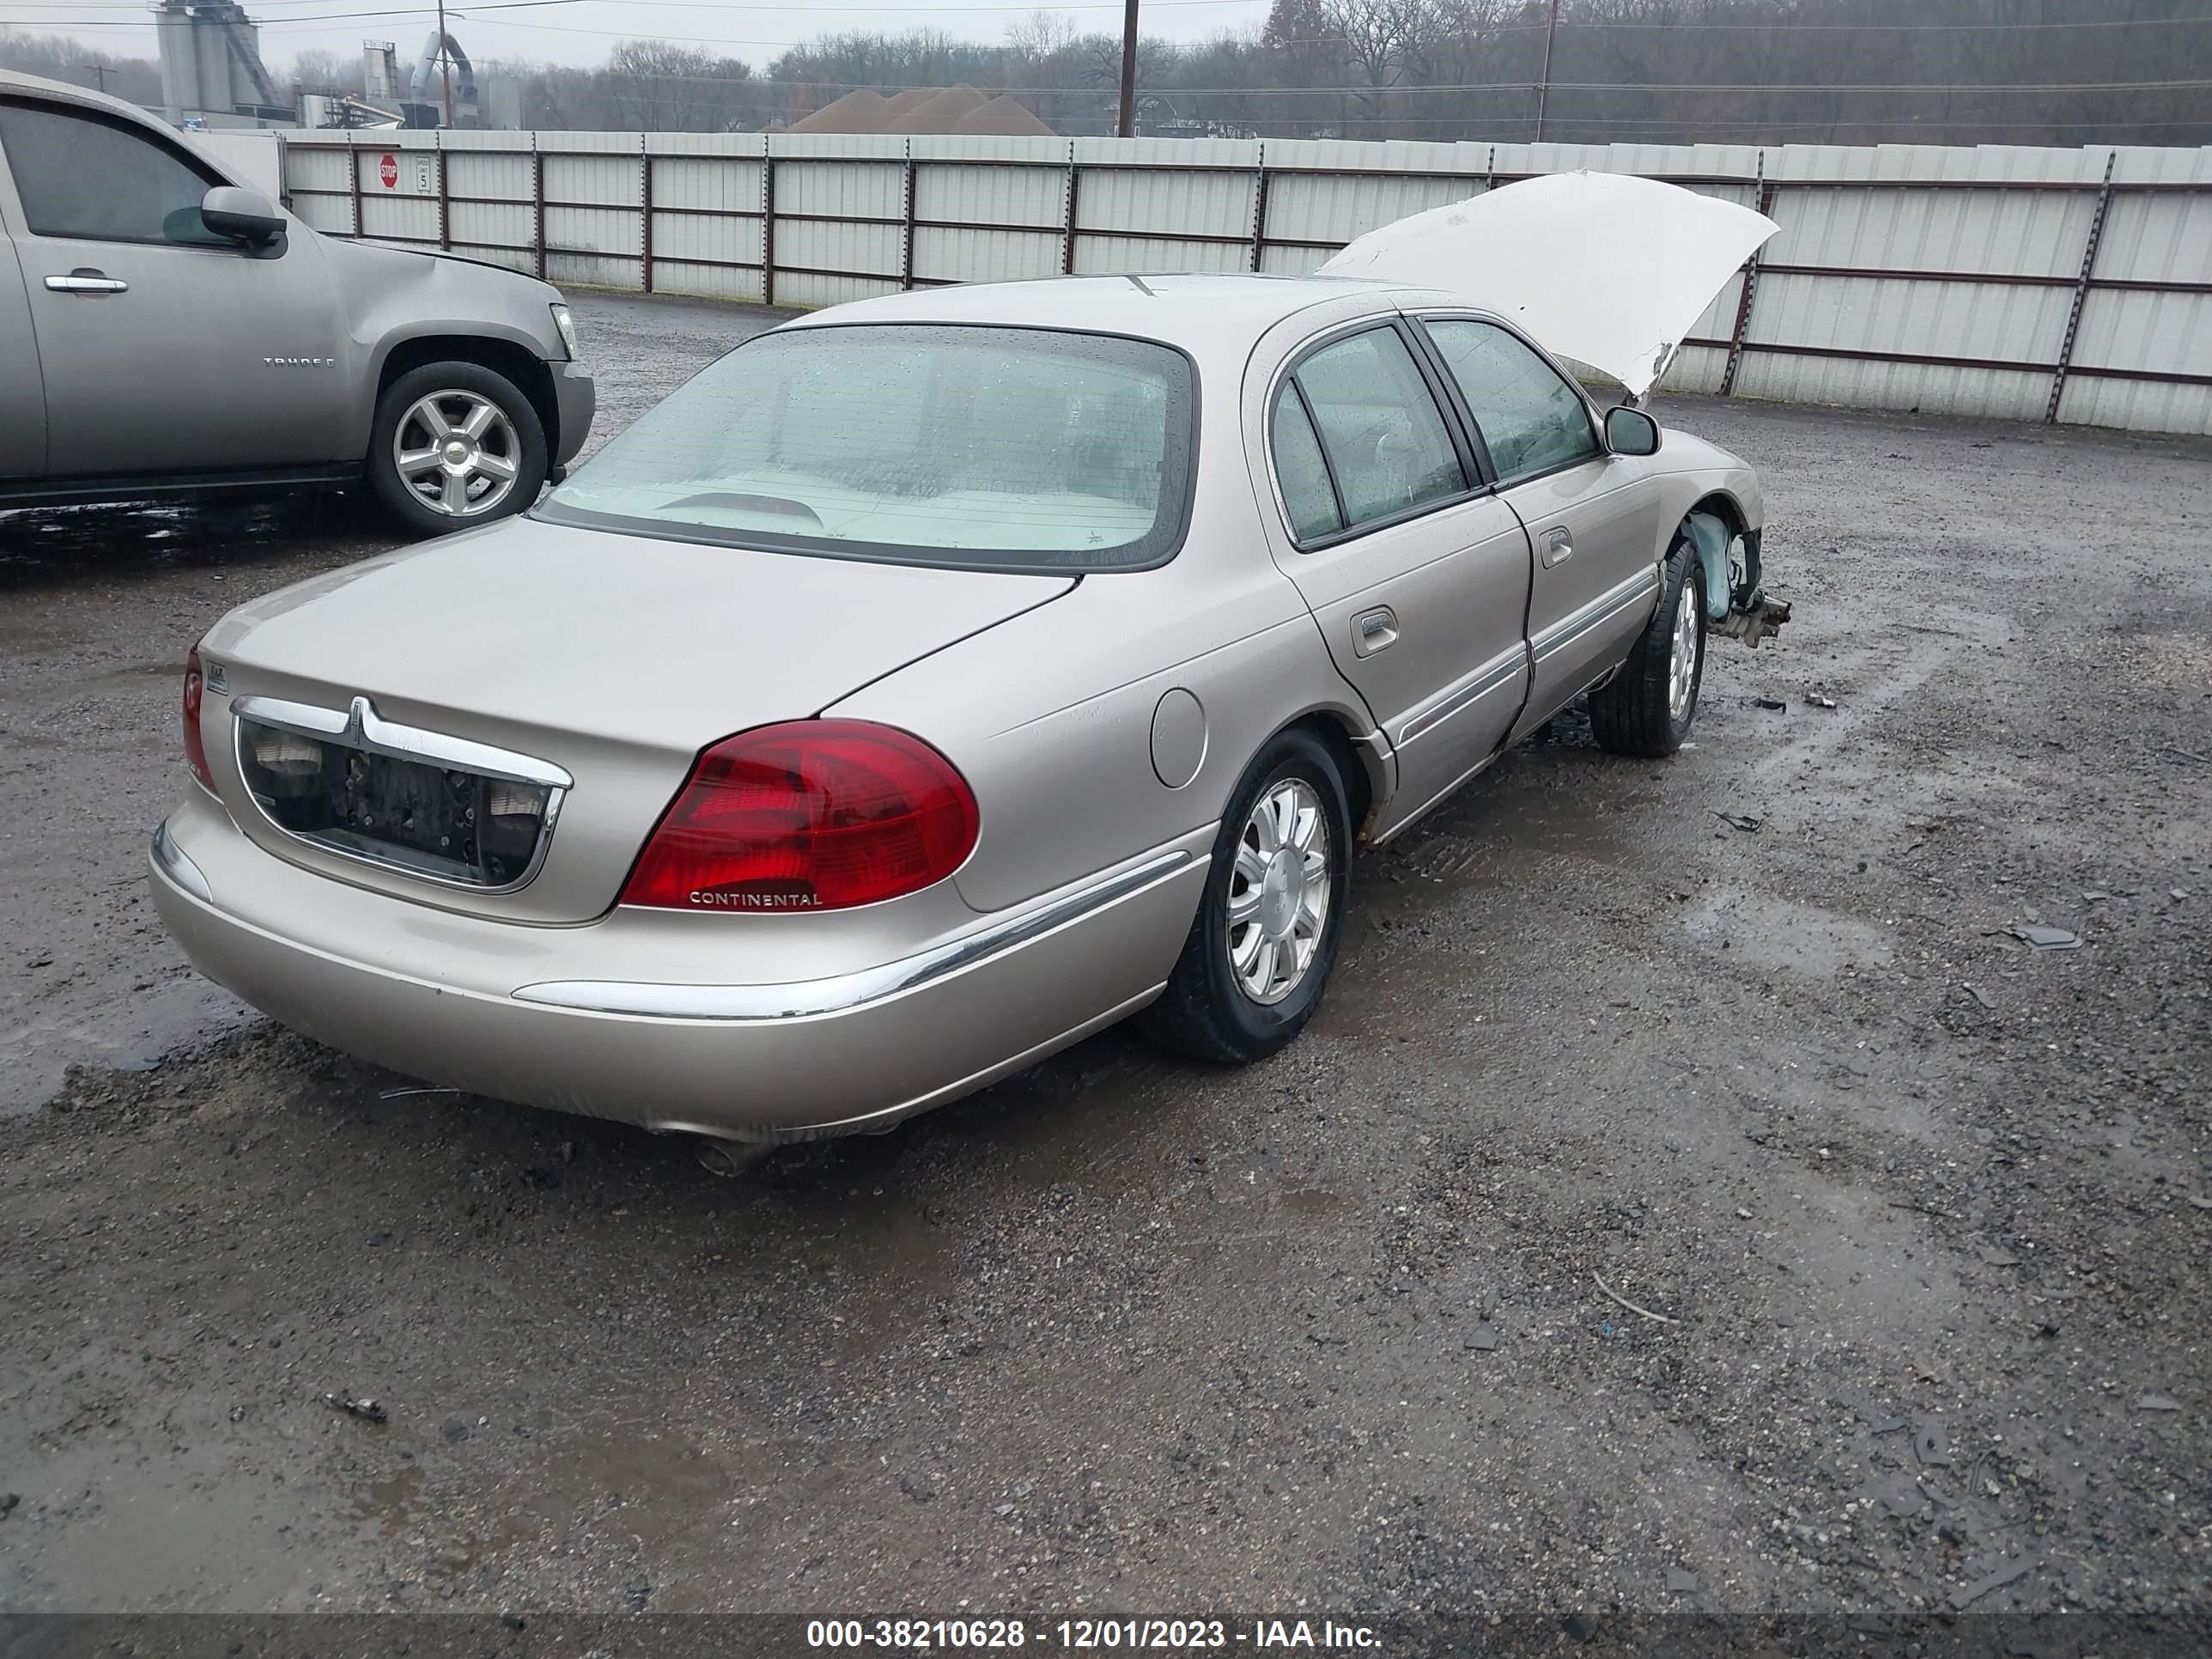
694, 1139, 771, 1179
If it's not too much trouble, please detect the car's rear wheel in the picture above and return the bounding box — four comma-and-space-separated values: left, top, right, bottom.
1138, 728, 1352, 1064
1590, 530, 1706, 757
368, 362, 547, 538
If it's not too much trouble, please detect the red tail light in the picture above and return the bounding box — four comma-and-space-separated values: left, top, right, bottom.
182, 645, 216, 795
622, 720, 980, 913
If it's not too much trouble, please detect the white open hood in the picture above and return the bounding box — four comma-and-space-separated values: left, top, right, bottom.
1317, 171, 1779, 398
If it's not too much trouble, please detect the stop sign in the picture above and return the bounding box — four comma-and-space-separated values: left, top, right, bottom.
378, 152, 398, 190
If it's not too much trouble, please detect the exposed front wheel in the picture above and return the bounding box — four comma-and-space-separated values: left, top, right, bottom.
1590, 531, 1706, 757
368, 362, 548, 538
1138, 728, 1352, 1065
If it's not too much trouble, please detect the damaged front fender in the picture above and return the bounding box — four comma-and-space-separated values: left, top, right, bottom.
1684, 513, 1791, 648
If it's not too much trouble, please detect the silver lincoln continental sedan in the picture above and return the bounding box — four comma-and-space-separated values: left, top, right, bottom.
151, 181, 1788, 1144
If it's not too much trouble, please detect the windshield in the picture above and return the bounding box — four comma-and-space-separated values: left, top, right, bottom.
539, 323, 1197, 573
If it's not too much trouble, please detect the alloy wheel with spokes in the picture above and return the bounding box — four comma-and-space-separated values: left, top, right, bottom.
393, 389, 522, 520
1225, 777, 1332, 1006
368, 361, 549, 538
1137, 728, 1352, 1065
1668, 571, 1701, 722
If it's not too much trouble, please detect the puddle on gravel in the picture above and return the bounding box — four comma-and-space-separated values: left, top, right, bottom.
0, 497, 386, 590
1376, 748, 1649, 893
350, 1462, 427, 1529
1683, 887, 1895, 977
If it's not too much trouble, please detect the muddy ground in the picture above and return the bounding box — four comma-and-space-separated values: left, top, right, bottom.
1, 294, 2206, 1639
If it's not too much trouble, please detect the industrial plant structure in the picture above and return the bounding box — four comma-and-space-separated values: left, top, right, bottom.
152, 0, 290, 126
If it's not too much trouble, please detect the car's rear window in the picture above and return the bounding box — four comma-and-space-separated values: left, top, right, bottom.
538, 323, 1198, 573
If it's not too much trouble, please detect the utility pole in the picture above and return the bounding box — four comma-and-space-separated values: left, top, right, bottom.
82, 63, 110, 94
1533, 0, 1559, 142
1115, 0, 1139, 138
436, 0, 455, 127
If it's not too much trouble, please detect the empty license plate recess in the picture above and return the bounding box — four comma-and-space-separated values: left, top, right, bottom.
235, 707, 558, 890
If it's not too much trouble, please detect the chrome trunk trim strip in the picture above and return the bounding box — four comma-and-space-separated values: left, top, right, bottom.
232, 696, 572, 789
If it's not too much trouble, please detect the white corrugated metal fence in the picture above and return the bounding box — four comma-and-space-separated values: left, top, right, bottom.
276, 129, 2212, 436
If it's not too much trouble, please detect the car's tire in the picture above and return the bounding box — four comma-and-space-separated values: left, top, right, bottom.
1137, 727, 1352, 1065
1589, 529, 1707, 758
367, 362, 548, 538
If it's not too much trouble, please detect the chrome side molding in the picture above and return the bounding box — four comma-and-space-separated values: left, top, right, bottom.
1531, 567, 1662, 665
151, 819, 214, 903
514, 848, 1197, 1022
1399, 642, 1528, 746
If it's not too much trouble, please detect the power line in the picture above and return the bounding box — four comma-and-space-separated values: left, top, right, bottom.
15, 0, 2212, 22
2, 0, 591, 21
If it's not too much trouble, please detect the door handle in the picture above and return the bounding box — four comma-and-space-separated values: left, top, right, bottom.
46, 270, 128, 295
1353, 605, 1399, 657
1540, 526, 1573, 568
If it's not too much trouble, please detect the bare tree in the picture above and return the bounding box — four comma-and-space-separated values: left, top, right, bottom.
599, 40, 758, 132
285, 47, 362, 96
1005, 9, 1080, 58
1311, 0, 1428, 133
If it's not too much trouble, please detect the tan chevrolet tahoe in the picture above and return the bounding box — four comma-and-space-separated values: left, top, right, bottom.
0, 69, 594, 535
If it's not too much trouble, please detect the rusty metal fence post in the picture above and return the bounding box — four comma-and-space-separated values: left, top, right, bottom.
1719, 159, 1772, 399
435, 135, 450, 251
1061, 149, 1082, 276
347, 136, 363, 238
1249, 149, 1271, 273
902, 150, 918, 290
761, 154, 777, 307
531, 142, 546, 282
2046, 152, 2118, 425
641, 149, 655, 294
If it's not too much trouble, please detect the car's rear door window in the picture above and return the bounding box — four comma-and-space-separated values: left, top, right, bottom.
1422, 319, 1601, 484
0, 100, 229, 246
1273, 325, 1466, 544
538, 323, 1197, 574
1270, 385, 1344, 543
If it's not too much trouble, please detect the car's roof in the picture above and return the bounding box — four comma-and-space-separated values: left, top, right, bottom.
0, 67, 146, 118
783, 272, 1445, 359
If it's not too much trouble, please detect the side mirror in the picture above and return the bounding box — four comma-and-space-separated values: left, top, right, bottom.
1605, 405, 1661, 457
200, 185, 285, 247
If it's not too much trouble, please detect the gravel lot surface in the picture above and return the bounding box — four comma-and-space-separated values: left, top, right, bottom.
1, 293, 2206, 1641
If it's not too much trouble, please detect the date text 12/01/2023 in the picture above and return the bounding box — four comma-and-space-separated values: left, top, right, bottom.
805, 1619, 1384, 1650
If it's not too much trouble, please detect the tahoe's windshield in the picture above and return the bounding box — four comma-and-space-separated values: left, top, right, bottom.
539, 323, 1197, 573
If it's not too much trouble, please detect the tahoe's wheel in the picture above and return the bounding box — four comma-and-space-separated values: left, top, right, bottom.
1590, 529, 1707, 757
368, 361, 548, 537
1139, 728, 1352, 1064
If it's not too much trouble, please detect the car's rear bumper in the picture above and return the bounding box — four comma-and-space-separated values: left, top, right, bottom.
150, 799, 1208, 1142
550, 361, 595, 468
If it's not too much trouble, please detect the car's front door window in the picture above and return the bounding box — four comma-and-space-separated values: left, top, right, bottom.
0, 100, 229, 246
1423, 319, 1601, 485
1274, 325, 1465, 541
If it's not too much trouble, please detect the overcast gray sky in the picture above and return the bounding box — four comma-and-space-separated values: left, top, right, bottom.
0, 0, 1277, 70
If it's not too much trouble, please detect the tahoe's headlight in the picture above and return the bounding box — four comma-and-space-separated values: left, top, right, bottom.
550, 302, 579, 361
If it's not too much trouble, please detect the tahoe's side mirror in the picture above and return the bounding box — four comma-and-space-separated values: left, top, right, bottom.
200, 185, 286, 247
1605, 405, 1661, 457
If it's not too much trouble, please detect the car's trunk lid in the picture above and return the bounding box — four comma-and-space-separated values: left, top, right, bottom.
201, 518, 1073, 923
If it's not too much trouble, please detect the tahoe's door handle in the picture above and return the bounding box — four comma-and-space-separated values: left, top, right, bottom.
46, 270, 128, 295
1540, 526, 1573, 568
